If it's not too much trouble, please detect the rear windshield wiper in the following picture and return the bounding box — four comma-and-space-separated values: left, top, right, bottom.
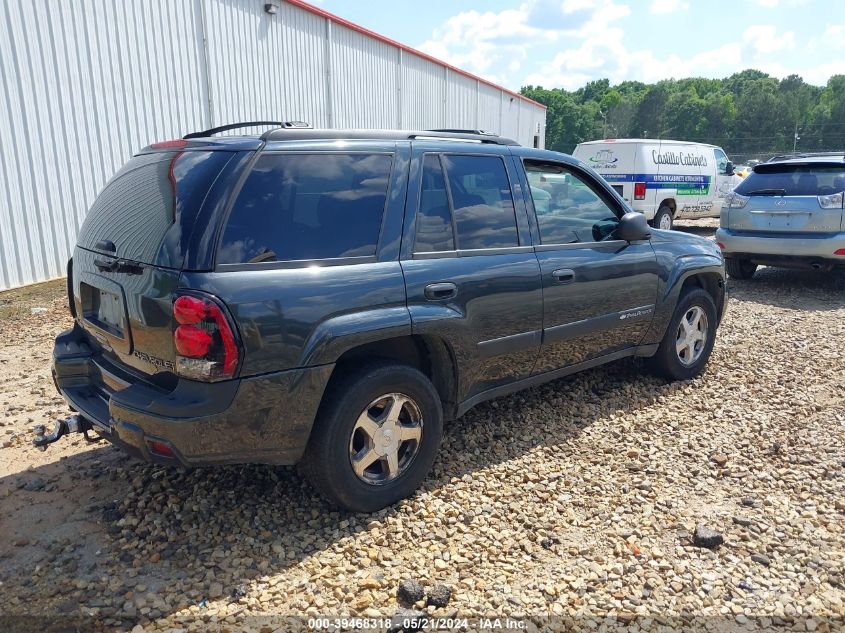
747, 188, 786, 195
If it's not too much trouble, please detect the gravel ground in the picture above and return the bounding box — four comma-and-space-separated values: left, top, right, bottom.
1, 220, 844, 632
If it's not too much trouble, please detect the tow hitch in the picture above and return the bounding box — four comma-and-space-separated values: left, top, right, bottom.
32, 414, 99, 451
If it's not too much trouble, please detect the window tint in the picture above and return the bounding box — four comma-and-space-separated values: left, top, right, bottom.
442, 155, 519, 250
415, 155, 455, 252
526, 163, 620, 244
218, 153, 392, 264
734, 165, 845, 196
78, 151, 231, 267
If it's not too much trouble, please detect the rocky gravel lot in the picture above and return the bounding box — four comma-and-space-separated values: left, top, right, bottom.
1, 221, 844, 632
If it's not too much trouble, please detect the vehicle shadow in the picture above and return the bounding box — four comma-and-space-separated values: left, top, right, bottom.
0, 356, 685, 626
726, 266, 845, 311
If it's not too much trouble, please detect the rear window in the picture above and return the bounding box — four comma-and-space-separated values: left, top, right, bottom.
735, 164, 845, 196
218, 153, 392, 264
78, 151, 232, 267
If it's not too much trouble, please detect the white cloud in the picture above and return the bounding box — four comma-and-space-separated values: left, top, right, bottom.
416, 0, 839, 92
650, 0, 690, 13
416, 0, 630, 85
755, 0, 778, 7
742, 24, 795, 56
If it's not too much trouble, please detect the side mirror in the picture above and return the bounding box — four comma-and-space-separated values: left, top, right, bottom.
618, 211, 652, 241
725, 161, 734, 176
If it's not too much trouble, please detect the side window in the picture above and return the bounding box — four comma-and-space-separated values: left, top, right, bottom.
442, 155, 519, 250
414, 155, 455, 252
218, 153, 392, 264
714, 148, 729, 174
525, 162, 620, 244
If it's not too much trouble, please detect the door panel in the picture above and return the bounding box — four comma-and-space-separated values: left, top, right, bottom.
534, 242, 659, 373
519, 158, 660, 374
403, 254, 543, 399
402, 144, 543, 402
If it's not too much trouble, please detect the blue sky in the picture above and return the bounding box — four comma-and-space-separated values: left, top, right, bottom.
316, 0, 843, 91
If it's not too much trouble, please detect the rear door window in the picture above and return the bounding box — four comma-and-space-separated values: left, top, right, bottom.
414, 155, 455, 252
735, 164, 845, 196
442, 155, 519, 250
218, 153, 393, 264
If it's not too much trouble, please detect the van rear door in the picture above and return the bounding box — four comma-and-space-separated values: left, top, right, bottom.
71, 147, 247, 380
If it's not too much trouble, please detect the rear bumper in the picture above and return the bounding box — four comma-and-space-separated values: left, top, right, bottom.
52, 325, 333, 466
716, 228, 845, 264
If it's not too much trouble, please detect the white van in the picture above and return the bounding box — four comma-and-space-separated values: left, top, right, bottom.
572, 139, 744, 230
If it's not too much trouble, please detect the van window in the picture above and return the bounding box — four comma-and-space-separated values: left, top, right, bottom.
734, 164, 845, 196
442, 155, 519, 250
415, 155, 455, 252
525, 162, 620, 244
218, 153, 392, 264
714, 148, 729, 174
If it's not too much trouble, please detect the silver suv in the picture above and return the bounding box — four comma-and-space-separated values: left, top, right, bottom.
716, 153, 845, 279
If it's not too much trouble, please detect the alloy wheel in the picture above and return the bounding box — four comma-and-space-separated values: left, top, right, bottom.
675, 306, 708, 366
348, 393, 423, 485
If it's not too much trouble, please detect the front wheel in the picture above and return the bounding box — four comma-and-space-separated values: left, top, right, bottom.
650, 205, 673, 231
302, 362, 443, 512
725, 258, 757, 280
646, 287, 718, 381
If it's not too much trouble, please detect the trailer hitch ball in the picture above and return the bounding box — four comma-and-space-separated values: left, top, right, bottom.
32, 415, 93, 450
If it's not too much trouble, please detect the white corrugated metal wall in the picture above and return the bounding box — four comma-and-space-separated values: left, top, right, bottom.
0, 0, 546, 291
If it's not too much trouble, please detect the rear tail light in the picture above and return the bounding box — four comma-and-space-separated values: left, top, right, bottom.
634, 182, 646, 200
834, 249, 845, 256
724, 192, 749, 209
172, 293, 240, 381
717, 242, 725, 250
818, 192, 844, 209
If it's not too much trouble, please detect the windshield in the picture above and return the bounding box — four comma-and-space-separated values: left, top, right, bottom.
734, 164, 845, 196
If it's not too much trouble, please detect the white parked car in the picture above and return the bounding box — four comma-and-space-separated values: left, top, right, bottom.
573, 139, 744, 230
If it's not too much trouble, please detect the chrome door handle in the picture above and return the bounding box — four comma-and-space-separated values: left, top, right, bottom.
552, 268, 575, 283
424, 282, 457, 300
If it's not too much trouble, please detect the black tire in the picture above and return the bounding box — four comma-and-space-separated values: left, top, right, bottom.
725, 258, 757, 280
646, 287, 718, 381
302, 362, 443, 512
650, 205, 673, 231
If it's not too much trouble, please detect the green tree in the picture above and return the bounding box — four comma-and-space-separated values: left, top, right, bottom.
521, 70, 845, 158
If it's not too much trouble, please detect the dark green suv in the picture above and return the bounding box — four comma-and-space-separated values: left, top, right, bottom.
44, 124, 727, 511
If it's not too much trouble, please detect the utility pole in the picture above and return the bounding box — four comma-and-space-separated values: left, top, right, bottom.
793, 122, 800, 153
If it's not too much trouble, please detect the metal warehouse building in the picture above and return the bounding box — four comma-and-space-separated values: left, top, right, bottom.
0, 0, 546, 291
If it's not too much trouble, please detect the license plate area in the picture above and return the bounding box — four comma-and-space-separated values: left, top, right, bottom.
81, 283, 124, 338
77, 273, 133, 355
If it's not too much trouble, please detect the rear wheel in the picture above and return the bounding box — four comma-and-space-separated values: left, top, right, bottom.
651, 205, 673, 231
647, 287, 718, 381
725, 258, 757, 280
302, 362, 442, 512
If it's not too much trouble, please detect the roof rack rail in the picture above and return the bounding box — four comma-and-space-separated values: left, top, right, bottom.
427, 128, 496, 136
260, 128, 519, 146
409, 132, 514, 145
183, 121, 312, 139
